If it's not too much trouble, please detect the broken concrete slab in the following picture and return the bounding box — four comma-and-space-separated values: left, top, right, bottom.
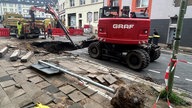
21, 51, 34, 62
103, 74, 117, 84
34, 93, 53, 105
0, 47, 8, 58
59, 85, 76, 94
87, 74, 97, 78
68, 91, 87, 102
36, 81, 51, 89
17, 66, 27, 70
4, 85, 20, 98
68, 103, 84, 108
81, 87, 96, 96
0, 80, 16, 88
29, 76, 44, 84
11, 62, 24, 67
0, 86, 13, 107
4, 66, 16, 72
0, 75, 12, 82
10, 49, 20, 61
70, 82, 87, 90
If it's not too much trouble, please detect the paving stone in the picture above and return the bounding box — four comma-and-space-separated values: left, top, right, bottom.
0, 86, 13, 107
21, 82, 43, 99
17, 66, 27, 70
0, 80, 16, 88
49, 79, 65, 87
103, 74, 117, 84
36, 81, 51, 89
109, 84, 119, 90
4, 85, 20, 98
11, 93, 33, 108
11, 89, 26, 99
68, 91, 87, 102
70, 82, 87, 90
90, 93, 107, 104
0, 71, 8, 77
96, 75, 105, 83
4, 66, 16, 71
84, 101, 103, 108
11, 62, 24, 67
21, 69, 37, 78
6, 69, 19, 75
34, 93, 53, 105
87, 74, 97, 78
0, 60, 12, 67
59, 85, 76, 94
0, 75, 12, 82
29, 76, 44, 84
44, 85, 60, 93
68, 103, 84, 108
53, 92, 68, 103
80, 87, 96, 96
12, 73, 28, 84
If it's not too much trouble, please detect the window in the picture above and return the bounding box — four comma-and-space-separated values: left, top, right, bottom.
92, 0, 98, 3
70, 0, 75, 7
79, 13, 82, 18
37, 1, 39, 3
3, 8, 7, 12
113, 0, 118, 6
136, 0, 149, 7
32, 1, 34, 3
87, 12, 92, 22
80, 0, 85, 5
94, 12, 98, 22
174, 0, 192, 7
10, 9, 14, 12
42, 13, 44, 16
3, 3, 6, 6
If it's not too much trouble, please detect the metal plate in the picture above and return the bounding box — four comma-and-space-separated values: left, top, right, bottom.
31, 63, 60, 74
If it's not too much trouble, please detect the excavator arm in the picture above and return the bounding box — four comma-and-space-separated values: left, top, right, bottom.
29, 5, 76, 48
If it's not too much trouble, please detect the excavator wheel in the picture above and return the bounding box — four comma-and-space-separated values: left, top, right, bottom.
126, 49, 147, 70
150, 48, 161, 62
88, 42, 102, 59
140, 49, 150, 68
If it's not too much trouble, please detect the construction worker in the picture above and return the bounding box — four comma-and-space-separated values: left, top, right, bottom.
17, 20, 22, 38
153, 29, 160, 45
148, 35, 153, 44
47, 22, 54, 40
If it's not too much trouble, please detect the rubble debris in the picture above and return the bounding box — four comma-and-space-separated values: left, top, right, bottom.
10, 49, 21, 61
0, 47, 8, 58
21, 51, 34, 62
111, 84, 145, 108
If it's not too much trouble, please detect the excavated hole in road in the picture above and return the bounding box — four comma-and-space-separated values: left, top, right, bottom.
31, 41, 76, 54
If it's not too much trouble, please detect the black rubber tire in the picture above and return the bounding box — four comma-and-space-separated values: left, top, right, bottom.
126, 49, 147, 70
150, 48, 161, 62
88, 42, 102, 59
140, 49, 150, 68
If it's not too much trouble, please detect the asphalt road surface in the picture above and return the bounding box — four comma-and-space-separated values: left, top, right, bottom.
68, 48, 192, 94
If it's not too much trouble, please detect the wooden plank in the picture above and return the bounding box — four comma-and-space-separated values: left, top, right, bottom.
21, 51, 34, 62
10, 49, 20, 61
0, 47, 8, 58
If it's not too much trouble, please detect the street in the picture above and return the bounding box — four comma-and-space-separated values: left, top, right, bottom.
68, 48, 192, 94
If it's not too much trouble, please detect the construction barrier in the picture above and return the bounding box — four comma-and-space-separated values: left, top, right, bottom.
51, 28, 83, 36
0, 28, 10, 37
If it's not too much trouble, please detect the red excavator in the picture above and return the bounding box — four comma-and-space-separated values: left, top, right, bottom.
88, 4, 160, 70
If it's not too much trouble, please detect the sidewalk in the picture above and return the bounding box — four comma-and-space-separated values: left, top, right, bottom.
159, 43, 192, 55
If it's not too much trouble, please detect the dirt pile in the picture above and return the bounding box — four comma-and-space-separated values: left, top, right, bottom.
111, 83, 152, 108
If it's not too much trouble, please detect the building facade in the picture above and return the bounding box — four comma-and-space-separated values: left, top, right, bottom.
60, 0, 104, 32
0, 0, 58, 22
